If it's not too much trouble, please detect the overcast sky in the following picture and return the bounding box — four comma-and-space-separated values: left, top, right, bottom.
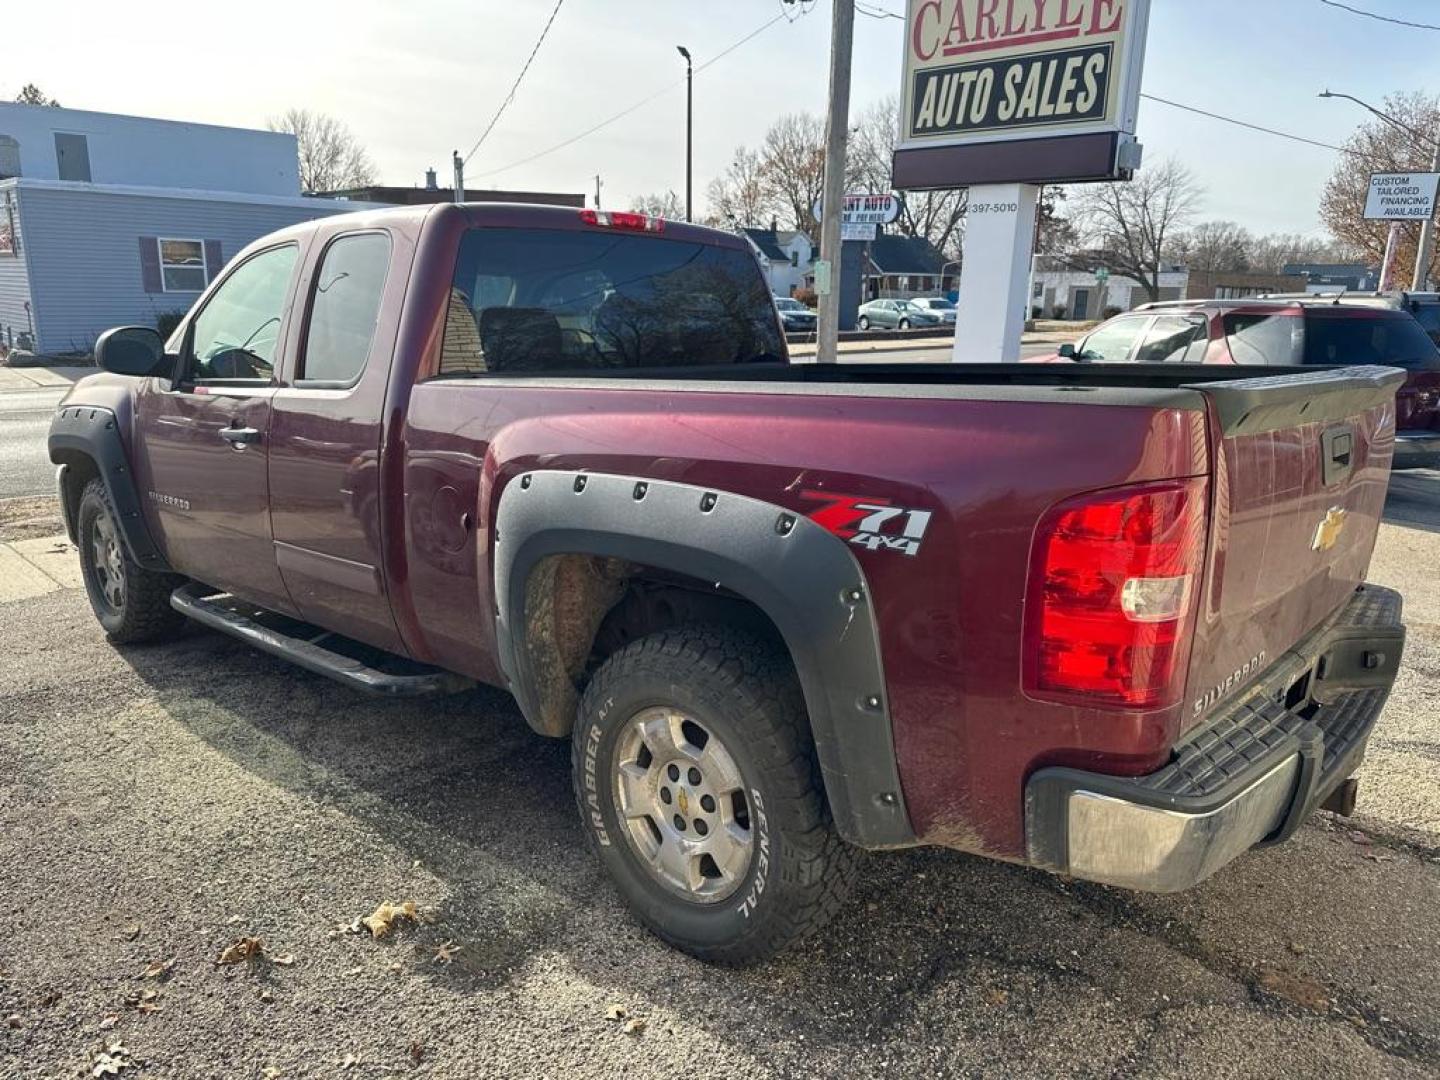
8, 0, 1437, 236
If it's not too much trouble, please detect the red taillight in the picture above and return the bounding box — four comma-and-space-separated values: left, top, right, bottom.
578, 209, 665, 233
1024, 478, 1207, 709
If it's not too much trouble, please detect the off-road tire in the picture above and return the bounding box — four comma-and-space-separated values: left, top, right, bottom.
77, 478, 186, 643
572, 624, 860, 964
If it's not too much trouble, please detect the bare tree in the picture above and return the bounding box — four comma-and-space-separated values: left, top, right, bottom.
15, 84, 60, 106
1171, 220, 1253, 272
630, 190, 685, 219
1248, 232, 1354, 275
703, 146, 773, 229
1321, 91, 1440, 284
267, 108, 377, 193
1036, 185, 1079, 257
758, 113, 827, 241
850, 97, 967, 258
1070, 158, 1202, 301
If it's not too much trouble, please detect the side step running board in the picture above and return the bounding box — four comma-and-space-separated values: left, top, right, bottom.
171, 583, 474, 697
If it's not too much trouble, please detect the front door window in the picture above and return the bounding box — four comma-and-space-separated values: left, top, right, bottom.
185, 244, 299, 383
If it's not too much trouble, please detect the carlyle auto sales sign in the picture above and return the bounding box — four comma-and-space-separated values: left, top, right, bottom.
901, 0, 1150, 149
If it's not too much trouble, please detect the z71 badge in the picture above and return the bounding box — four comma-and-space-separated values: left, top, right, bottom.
800, 490, 932, 556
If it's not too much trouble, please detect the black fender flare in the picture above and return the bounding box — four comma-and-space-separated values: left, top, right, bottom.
48, 404, 172, 572
492, 469, 914, 849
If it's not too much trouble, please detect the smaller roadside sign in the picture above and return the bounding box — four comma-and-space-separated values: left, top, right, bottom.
813, 193, 903, 225
1364, 172, 1440, 220
840, 221, 877, 242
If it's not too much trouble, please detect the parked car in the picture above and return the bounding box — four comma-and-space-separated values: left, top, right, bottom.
50, 203, 1406, 963
774, 296, 817, 333
856, 298, 943, 331
1031, 298, 1440, 469
907, 296, 957, 324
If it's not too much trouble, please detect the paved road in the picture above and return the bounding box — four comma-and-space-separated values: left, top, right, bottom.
0, 387, 67, 499
1, 477, 1437, 1077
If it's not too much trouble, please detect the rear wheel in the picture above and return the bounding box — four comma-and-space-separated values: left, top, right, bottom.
572, 625, 859, 964
857, 316, 870, 330
77, 479, 185, 643
898, 318, 911, 330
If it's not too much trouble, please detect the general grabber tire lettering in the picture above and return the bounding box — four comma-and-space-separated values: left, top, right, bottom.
77, 478, 186, 644
572, 624, 860, 964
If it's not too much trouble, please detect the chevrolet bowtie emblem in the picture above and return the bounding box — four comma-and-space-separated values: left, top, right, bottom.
1311, 506, 1349, 552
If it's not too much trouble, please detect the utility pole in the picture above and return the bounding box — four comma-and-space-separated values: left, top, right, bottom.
452, 150, 464, 205
594, 174, 603, 209
815, 0, 855, 364
1414, 128, 1440, 291
677, 46, 693, 222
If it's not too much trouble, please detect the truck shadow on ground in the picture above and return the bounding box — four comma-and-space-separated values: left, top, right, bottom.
1385, 468, 1440, 534
119, 630, 1440, 1072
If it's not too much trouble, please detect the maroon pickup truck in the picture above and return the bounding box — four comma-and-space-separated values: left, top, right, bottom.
49, 204, 1407, 963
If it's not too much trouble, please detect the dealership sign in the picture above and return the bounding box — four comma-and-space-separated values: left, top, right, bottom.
893, 0, 1151, 188
1364, 172, 1440, 221
814, 193, 903, 225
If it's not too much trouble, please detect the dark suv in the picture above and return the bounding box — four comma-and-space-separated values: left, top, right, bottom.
1033, 298, 1440, 469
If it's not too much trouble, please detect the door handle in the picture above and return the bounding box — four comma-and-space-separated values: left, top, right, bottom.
220, 425, 262, 447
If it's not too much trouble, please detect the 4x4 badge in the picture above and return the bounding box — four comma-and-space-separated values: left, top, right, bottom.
800, 491, 932, 557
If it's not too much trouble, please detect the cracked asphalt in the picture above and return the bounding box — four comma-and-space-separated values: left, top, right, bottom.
2, 475, 1439, 1079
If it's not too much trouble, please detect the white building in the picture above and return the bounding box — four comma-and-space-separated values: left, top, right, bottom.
741, 227, 814, 297
1031, 261, 1189, 320
0, 103, 368, 355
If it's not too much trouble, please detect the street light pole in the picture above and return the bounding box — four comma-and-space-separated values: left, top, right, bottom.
677, 46, 693, 223
815, 0, 855, 364
1319, 90, 1440, 291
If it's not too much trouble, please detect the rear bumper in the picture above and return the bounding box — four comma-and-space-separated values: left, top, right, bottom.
1025, 585, 1405, 892
1393, 430, 1440, 469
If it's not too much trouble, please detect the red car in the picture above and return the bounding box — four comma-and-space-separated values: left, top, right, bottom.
1033, 298, 1440, 469
49, 205, 1406, 961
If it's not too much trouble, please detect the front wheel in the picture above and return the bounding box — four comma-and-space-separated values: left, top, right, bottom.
572, 625, 859, 964
77, 479, 186, 643
857, 316, 870, 331
898, 318, 911, 330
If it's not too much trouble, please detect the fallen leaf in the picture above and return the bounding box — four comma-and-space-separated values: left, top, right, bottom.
271, 952, 295, 966
622, 1017, 647, 1036
433, 940, 462, 965
141, 958, 174, 980
91, 1042, 135, 1077
985, 988, 1009, 1007
408, 1041, 424, 1064
217, 937, 266, 966
262, 1069, 283, 1080
122, 925, 141, 942
1256, 966, 1329, 1013
604, 1003, 627, 1021
99, 1015, 119, 1031
361, 901, 418, 939
1361, 851, 1395, 863
341, 1053, 358, 1069
388, 962, 402, 974
227, 915, 244, 926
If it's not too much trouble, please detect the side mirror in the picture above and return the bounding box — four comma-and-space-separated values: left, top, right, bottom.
95, 326, 171, 378
1057, 342, 1077, 359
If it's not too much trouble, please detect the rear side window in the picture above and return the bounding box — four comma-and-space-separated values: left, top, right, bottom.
301, 232, 391, 385
1408, 301, 1440, 346
1302, 311, 1440, 370
441, 227, 784, 375
1222, 312, 1302, 365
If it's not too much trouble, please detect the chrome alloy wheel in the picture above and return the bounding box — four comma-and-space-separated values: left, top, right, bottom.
91, 511, 126, 611
612, 707, 755, 903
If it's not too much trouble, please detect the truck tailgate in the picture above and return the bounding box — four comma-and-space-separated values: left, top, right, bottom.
1183, 365, 1405, 730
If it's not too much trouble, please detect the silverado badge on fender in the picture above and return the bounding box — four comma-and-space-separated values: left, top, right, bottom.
1311, 506, 1349, 552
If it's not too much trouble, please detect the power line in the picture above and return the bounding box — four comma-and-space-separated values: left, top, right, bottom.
1140, 92, 1357, 156
463, 0, 567, 166
481, 10, 800, 180
1317, 0, 1440, 31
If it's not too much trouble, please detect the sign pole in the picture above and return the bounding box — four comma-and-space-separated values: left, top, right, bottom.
815, 0, 855, 365
1379, 221, 1401, 292
952, 183, 1039, 363
1413, 131, 1440, 291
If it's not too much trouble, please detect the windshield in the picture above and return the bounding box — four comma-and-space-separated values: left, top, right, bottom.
775, 298, 804, 311
1303, 310, 1440, 371
920, 298, 954, 310
441, 227, 785, 375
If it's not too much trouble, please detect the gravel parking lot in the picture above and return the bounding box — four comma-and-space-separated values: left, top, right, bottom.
2, 477, 1439, 1079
